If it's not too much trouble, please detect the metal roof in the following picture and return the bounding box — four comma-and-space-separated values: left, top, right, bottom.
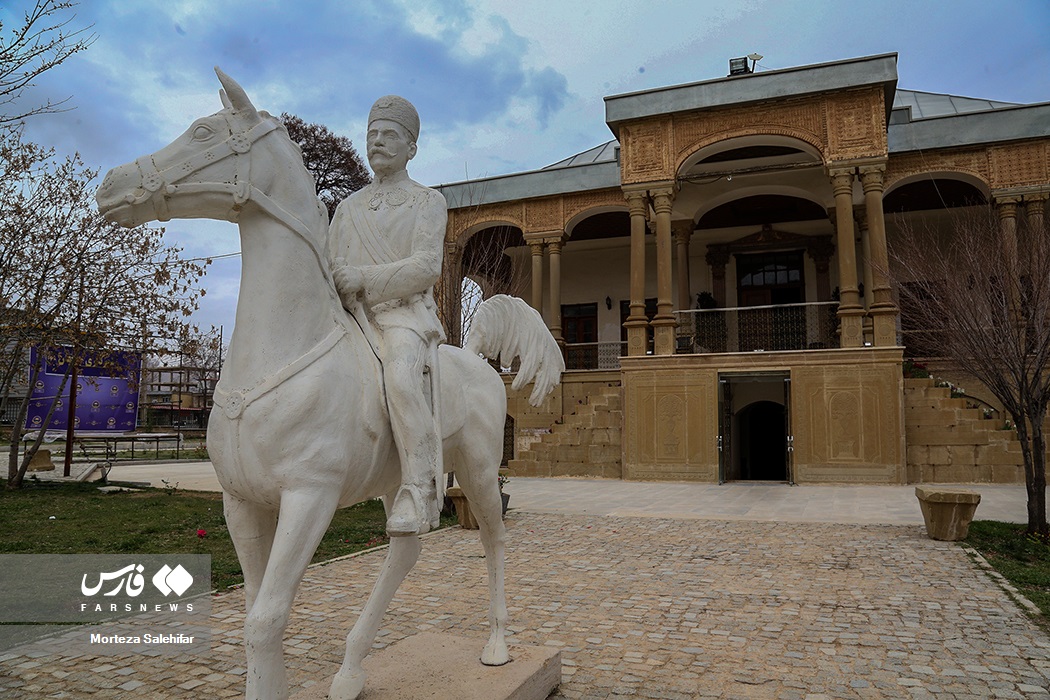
892, 89, 1019, 119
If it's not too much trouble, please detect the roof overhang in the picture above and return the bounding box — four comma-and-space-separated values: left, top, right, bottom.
604, 53, 899, 137
889, 101, 1050, 152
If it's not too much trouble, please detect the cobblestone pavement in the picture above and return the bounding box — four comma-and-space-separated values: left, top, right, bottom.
2, 511, 1049, 699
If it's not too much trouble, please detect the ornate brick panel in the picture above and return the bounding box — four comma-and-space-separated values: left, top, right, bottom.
620, 118, 674, 185
826, 87, 888, 162
523, 196, 564, 234
989, 141, 1049, 189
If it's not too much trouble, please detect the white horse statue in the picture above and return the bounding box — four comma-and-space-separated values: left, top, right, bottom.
96, 68, 563, 700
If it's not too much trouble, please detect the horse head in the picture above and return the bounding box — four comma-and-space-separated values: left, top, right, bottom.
97, 68, 321, 234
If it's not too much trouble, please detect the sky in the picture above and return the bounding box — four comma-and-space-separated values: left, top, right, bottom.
4, 0, 1050, 337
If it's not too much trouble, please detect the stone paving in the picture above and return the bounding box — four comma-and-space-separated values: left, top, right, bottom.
2, 509, 1049, 699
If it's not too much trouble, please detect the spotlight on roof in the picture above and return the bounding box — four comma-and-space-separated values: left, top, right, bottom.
728, 57, 751, 75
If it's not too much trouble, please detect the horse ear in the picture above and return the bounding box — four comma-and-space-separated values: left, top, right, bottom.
219, 89, 233, 110
214, 67, 257, 115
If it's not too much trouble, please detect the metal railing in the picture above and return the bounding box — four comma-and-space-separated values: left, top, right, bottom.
565, 341, 627, 370
675, 302, 839, 354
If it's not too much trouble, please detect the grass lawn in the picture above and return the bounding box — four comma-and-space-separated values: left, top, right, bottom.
965, 520, 1050, 627
0, 479, 454, 591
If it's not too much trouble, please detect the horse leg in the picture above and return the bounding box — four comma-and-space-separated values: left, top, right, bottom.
243, 488, 339, 700
223, 492, 278, 613
329, 492, 421, 700
456, 452, 510, 666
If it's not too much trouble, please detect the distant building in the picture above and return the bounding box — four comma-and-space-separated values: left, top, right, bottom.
141, 362, 217, 429
437, 53, 1050, 484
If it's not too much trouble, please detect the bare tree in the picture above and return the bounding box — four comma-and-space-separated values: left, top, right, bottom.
0, 130, 208, 488
279, 112, 370, 219
890, 205, 1050, 537
0, 0, 96, 127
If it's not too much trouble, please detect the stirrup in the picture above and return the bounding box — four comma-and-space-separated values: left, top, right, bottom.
387, 484, 435, 537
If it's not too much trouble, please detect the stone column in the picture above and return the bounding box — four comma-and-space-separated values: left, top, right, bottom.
546, 234, 565, 346
997, 195, 1020, 267
1026, 192, 1048, 231
829, 168, 865, 347
860, 164, 897, 346
706, 247, 730, 307
673, 220, 693, 312
527, 237, 546, 316
624, 189, 650, 356
651, 185, 677, 355
442, 241, 464, 346
806, 238, 835, 302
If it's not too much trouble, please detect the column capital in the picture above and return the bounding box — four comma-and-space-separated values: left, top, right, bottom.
623, 188, 649, 211
650, 186, 675, 215
858, 164, 886, 193
545, 236, 564, 252
829, 168, 855, 197
672, 219, 693, 243
443, 241, 462, 259
853, 203, 868, 229
996, 196, 1021, 219
1024, 192, 1050, 203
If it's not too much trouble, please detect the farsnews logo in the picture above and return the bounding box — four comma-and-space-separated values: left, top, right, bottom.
81, 563, 194, 598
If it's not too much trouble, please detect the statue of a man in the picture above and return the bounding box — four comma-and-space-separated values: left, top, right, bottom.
327, 95, 446, 537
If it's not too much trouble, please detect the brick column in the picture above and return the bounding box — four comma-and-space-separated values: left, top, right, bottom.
829, 168, 864, 347
860, 164, 897, 346
651, 186, 677, 356
442, 241, 464, 346
624, 189, 649, 356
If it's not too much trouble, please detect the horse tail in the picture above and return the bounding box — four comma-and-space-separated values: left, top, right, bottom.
463, 294, 565, 407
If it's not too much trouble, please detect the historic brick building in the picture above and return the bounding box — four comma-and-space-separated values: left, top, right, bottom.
436, 53, 1050, 484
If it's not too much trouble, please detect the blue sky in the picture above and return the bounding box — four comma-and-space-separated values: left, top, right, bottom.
4, 0, 1050, 334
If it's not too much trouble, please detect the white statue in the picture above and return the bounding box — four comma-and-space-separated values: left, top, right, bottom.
95, 68, 564, 700
328, 95, 445, 537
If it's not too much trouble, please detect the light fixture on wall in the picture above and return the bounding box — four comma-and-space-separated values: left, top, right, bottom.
605, 296, 612, 310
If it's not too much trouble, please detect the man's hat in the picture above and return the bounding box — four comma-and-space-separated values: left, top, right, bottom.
369, 95, 419, 142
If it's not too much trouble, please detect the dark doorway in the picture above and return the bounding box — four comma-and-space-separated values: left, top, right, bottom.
737, 401, 787, 480
718, 371, 792, 483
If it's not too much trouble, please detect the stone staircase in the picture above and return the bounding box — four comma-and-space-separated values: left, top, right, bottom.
904, 377, 1024, 483
508, 382, 623, 478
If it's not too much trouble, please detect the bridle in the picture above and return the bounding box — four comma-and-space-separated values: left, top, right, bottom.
124, 112, 333, 289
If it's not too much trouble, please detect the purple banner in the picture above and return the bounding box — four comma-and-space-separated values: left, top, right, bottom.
25, 348, 141, 433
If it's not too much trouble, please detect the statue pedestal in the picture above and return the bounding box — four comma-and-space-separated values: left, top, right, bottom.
291, 632, 560, 700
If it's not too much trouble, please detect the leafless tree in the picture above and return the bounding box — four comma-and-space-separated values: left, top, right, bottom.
0, 130, 208, 488
0, 1, 96, 127
890, 205, 1050, 537
279, 112, 370, 220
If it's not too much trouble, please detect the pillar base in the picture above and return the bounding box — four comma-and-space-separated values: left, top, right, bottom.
624, 319, 649, 357
870, 305, 898, 347
290, 632, 561, 700
651, 316, 677, 356
837, 307, 866, 348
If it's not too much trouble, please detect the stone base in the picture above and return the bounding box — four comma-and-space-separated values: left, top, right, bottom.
27, 448, 55, 472
291, 632, 561, 700
915, 486, 981, 541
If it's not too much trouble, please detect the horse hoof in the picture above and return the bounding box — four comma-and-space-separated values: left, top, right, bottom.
481, 640, 510, 666
328, 669, 366, 700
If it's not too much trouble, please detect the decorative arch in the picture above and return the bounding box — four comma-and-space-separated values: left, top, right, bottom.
692, 185, 829, 225
565, 204, 629, 238
883, 170, 991, 200
677, 130, 826, 177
